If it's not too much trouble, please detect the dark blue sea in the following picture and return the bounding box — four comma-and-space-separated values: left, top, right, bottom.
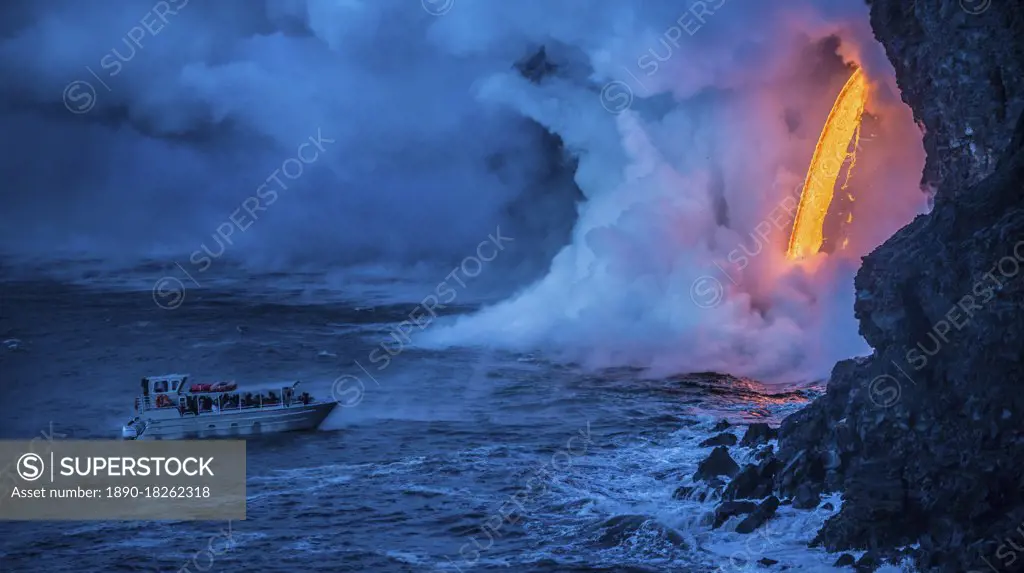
0, 270, 847, 572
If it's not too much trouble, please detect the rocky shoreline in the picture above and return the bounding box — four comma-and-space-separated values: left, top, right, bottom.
682, 420, 881, 571
684, 418, 898, 570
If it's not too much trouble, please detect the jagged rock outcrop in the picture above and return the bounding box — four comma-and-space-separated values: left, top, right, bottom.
695, 446, 741, 482
739, 423, 778, 447
724, 457, 780, 501
773, 2, 1024, 571
867, 0, 1024, 196
735, 496, 780, 535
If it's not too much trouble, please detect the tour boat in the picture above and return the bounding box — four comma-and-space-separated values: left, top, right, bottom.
121, 374, 336, 440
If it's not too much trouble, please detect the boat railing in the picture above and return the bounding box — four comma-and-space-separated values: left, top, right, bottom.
135, 396, 154, 413
160, 390, 315, 417
137, 385, 315, 416
136, 395, 181, 413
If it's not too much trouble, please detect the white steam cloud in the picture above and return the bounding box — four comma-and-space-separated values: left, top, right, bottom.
0, 0, 928, 381
419, 0, 929, 382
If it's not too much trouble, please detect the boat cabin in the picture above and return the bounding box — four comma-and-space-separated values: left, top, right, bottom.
141, 374, 189, 396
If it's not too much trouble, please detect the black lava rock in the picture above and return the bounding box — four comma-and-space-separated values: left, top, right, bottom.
792, 482, 822, 510
694, 446, 740, 482
758, 558, 778, 566
712, 419, 731, 432
700, 433, 738, 447
724, 458, 780, 501
868, 0, 1024, 195
855, 551, 880, 572
740, 423, 778, 447
833, 553, 855, 567
735, 496, 780, 534
713, 500, 757, 529
810, 459, 916, 550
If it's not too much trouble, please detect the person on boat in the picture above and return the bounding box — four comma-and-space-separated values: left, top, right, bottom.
300, 392, 310, 405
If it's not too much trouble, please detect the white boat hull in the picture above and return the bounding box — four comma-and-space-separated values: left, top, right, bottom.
126, 402, 336, 440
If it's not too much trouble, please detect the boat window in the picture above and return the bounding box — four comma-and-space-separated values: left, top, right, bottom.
171, 381, 179, 391
154, 380, 168, 393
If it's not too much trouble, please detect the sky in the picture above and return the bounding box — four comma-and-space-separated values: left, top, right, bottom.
0, 0, 930, 382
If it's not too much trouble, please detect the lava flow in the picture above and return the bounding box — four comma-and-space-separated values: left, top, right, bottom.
786, 67, 869, 260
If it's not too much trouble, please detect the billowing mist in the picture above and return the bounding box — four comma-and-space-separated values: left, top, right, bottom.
0, 0, 928, 382
0, 0, 582, 286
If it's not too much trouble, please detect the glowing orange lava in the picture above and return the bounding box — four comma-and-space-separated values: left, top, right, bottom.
786, 68, 868, 260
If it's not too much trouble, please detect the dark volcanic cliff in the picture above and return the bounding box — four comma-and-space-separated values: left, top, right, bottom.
868, 1, 1024, 195
773, 2, 1024, 572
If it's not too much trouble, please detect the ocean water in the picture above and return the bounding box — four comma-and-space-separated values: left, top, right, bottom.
0, 274, 875, 572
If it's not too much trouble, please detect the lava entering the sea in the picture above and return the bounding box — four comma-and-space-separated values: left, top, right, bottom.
786, 67, 869, 260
